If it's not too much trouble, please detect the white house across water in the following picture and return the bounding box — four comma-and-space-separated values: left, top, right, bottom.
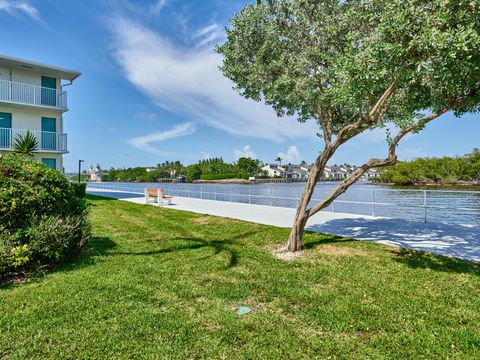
0, 54, 80, 171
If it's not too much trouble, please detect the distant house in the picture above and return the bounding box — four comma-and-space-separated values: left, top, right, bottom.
329, 165, 349, 180
0, 54, 80, 171
287, 164, 310, 181
262, 164, 288, 177
365, 168, 379, 180
322, 166, 335, 180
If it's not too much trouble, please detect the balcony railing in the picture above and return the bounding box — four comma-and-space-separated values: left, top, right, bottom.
0, 127, 67, 152
0, 79, 67, 110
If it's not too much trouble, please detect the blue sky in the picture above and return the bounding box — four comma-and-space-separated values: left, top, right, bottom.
0, 0, 478, 172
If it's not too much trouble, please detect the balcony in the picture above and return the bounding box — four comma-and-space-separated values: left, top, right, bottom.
0, 79, 67, 110
0, 127, 67, 153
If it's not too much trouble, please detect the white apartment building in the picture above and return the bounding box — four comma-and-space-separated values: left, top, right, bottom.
0, 54, 80, 171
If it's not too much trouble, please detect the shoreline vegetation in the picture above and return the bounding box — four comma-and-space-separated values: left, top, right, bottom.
375, 181, 480, 190
373, 149, 480, 187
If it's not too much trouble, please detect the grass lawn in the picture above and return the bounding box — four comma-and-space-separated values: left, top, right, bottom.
1, 195, 480, 359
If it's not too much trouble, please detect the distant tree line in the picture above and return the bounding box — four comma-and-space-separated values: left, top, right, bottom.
103, 157, 263, 182
374, 149, 480, 185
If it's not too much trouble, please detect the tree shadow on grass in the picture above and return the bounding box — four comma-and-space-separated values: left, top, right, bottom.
392, 247, 480, 276
302, 231, 356, 250
0, 236, 117, 289
113, 231, 260, 268
308, 217, 480, 275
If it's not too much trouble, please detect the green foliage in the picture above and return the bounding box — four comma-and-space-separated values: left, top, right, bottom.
218, 0, 480, 135
29, 214, 91, 263
0, 153, 85, 231
185, 164, 201, 182
375, 149, 480, 185
70, 182, 87, 198
12, 130, 39, 156
0, 153, 90, 276
105, 157, 262, 182
236, 157, 260, 175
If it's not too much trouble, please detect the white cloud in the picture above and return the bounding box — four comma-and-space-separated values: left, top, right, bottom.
201, 151, 212, 160
136, 112, 158, 121
192, 23, 225, 48
127, 122, 196, 155
277, 145, 302, 164
0, 0, 40, 21
397, 147, 425, 161
149, 0, 168, 15
108, 18, 318, 144
234, 145, 257, 160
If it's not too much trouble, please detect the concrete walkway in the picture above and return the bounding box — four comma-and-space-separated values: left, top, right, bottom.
88, 189, 480, 263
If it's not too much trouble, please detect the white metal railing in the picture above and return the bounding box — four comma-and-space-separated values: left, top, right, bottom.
85, 182, 480, 226
0, 127, 67, 152
0, 79, 67, 109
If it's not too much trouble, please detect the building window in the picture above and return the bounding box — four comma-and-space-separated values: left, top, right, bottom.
42, 158, 56, 169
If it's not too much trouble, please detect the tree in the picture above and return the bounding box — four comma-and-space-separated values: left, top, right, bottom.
236, 157, 260, 175
275, 156, 282, 166
13, 130, 38, 157
218, 0, 480, 252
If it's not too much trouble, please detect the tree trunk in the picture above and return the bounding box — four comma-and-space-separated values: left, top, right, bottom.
287, 211, 309, 251
286, 158, 325, 251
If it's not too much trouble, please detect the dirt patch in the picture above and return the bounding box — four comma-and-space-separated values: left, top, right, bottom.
271, 246, 305, 261
202, 322, 223, 331
192, 216, 212, 225
314, 245, 368, 257
192, 216, 236, 225
268, 243, 368, 261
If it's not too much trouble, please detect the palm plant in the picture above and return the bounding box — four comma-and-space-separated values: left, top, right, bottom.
13, 130, 39, 157
275, 156, 282, 166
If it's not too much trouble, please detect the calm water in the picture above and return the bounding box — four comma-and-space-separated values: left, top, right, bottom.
87, 181, 480, 226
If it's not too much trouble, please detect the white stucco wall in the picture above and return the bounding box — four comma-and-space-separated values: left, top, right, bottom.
34, 153, 63, 171
0, 106, 65, 172
0, 67, 60, 88
0, 106, 62, 132
11, 68, 42, 86
0, 66, 9, 81
0, 151, 63, 171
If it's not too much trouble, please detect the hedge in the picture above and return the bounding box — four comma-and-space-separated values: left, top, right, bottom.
200, 173, 249, 180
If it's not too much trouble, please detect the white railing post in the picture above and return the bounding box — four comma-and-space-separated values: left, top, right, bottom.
423, 190, 427, 223
371, 188, 376, 217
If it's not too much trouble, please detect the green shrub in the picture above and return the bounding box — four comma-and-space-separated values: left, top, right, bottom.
70, 182, 87, 198
29, 214, 91, 263
0, 153, 86, 231
0, 154, 90, 278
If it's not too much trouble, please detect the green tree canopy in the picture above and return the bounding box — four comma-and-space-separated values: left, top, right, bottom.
218, 0, 480, 251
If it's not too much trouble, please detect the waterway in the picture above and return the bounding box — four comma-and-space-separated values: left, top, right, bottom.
86, 181, 480, 226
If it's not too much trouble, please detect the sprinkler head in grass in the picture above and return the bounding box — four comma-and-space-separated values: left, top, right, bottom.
236, 306, 252, 316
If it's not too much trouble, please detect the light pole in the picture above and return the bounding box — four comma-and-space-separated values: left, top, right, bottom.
78, 160, 84, 183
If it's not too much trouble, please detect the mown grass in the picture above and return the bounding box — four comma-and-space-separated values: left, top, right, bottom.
1, 195, 480, 359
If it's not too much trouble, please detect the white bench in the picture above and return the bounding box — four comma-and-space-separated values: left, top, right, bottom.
144, 188, 174, 205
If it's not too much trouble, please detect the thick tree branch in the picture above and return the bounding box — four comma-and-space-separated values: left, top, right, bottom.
306, 107, 451, 218
334, 80, 397, 143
